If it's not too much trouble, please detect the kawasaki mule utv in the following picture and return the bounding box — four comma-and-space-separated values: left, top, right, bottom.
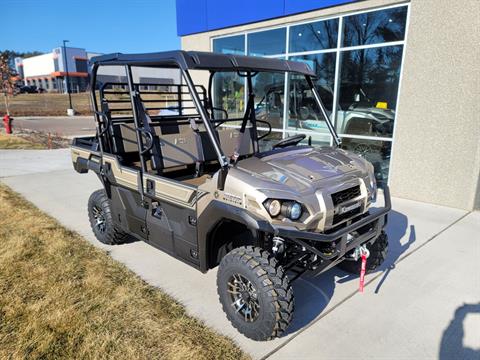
71, 50, 390, 341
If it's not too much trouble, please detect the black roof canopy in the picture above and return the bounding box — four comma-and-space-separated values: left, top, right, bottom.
90, 50, 315, 76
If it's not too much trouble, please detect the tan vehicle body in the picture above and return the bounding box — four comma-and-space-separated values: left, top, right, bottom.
72, 50, 390, 340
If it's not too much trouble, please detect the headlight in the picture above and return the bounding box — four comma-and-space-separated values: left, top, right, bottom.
263, 199, 303, 220
284, 202, 302, 220
265, 199, 281, 217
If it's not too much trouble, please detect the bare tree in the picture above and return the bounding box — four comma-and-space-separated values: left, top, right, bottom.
0, 52, 16, 115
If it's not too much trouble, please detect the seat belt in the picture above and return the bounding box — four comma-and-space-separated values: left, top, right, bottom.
232, 89, 255, 164
100, 100, 114, 153
134, 97, 163, 171
190, 118, 204, 177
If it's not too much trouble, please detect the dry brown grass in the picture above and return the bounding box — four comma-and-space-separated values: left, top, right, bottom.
0, 133, 46, 149
1, 92, 179, 117
0, 184, 248, 360
0, 93, 92, 116
0, 130, 69, 150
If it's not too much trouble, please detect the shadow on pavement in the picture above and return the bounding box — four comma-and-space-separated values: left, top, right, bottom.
374, 222, 416, 293
439, 303, 480, 360
285, 209, 410, 335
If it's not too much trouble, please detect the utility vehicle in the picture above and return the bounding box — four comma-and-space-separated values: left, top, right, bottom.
71, 51, 390, 341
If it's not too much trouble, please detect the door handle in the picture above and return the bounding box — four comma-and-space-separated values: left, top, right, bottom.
146, 179, 155, 195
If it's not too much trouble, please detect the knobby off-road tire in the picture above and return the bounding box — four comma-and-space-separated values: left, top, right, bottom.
338, 231, 388, 274
217, 246, 294, 341
88, 189, 128, 245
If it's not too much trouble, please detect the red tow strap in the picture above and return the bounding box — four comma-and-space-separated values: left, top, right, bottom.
359, 253, 367, 293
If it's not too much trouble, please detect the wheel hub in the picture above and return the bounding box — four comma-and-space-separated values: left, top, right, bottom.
227, 273, 260, 322
92, 205, 106, 233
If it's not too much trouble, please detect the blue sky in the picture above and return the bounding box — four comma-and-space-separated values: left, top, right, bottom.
1, 0, 180, 54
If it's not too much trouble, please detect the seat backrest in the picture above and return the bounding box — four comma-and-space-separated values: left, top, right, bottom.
217, 127, 255, 158
157, 123, 202, 169
111, 123, 139, 154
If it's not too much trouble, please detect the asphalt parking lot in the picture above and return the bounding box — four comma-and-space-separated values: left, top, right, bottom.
10, 116, 95, 138
1, 148, 479, 359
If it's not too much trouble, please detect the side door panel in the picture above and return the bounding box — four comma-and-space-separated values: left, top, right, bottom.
102, 155, 148, 240
111, 186, 147, 239
143, 174, 202, 267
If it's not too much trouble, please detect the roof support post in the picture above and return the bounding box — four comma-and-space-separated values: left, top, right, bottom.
181, 69, 229, 188
125, 65, 147, 198
306, 75, 341, 146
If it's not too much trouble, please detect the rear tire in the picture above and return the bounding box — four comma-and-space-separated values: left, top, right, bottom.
338, 231, 388, 274
217, 246, 294, 341
88, 189, 128, 245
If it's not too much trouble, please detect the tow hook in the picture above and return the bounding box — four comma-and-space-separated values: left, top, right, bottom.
272, 236, 285, 255
350, 244, 370, 262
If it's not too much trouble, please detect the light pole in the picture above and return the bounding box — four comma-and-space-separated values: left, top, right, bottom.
62, 40, 74, 115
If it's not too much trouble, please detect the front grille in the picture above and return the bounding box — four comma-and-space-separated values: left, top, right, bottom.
332, 207, 362, 224
331, 185, 361, 206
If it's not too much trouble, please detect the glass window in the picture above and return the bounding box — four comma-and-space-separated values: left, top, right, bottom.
213, 35, 245, 55
253, 72, 286, 129
336, 45, 403, 138
213, 72, 244, 119
257, 130, 284, 152
289, 53, 336, 112
296, 131, 331, 148
340, 137, 391, 186
75, 59, 88, 73
289, 19, 338, 53
343, 6, 408, 47
248, 28, 286, 56
285, 74, 331, 143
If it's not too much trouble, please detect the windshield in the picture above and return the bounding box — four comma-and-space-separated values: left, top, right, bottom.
212, 71, 334, 147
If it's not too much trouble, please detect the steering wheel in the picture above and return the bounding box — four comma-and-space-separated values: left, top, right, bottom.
273, 134, 306, 149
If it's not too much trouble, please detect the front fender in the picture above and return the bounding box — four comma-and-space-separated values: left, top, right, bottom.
197, 200, 274, 272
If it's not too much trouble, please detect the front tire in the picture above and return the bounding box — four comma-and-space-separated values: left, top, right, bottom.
88, 189, 128, 245
338, 231, 388, 274
217, 246, 294, 341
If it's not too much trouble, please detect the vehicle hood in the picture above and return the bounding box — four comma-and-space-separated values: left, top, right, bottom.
234, 146, 369, 193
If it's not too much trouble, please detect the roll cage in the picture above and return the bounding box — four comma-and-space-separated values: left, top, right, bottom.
89, 50, 341, 191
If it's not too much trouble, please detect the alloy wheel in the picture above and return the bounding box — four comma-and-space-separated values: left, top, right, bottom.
227, 273, 260, 322
92, 205, 106, 233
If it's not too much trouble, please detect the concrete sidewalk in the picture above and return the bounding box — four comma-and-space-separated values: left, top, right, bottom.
1, 149, 479, 359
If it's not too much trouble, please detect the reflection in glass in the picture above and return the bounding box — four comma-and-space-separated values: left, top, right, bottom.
248, 28, 286, 56
343, 6, 408, 47
213, 72, 244, 118
253, 72, 285, 129
289, 53, 336, 112
296, 131, 331, 148
213, 35, 245, 55
257, 131, 284, 152
341, 137, 391, 185
336, 45, 403, 138
289, 19, 338, 53
284, 74, 331, 142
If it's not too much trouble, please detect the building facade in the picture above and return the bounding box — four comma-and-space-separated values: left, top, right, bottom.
15, 47, 94, 93
177, 0, 480, 210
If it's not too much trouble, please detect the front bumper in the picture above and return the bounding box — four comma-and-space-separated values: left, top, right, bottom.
271, 185, 391, 273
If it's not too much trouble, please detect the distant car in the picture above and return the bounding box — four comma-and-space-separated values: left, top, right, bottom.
37, 87, 47, 93
17, 85, 38, 94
